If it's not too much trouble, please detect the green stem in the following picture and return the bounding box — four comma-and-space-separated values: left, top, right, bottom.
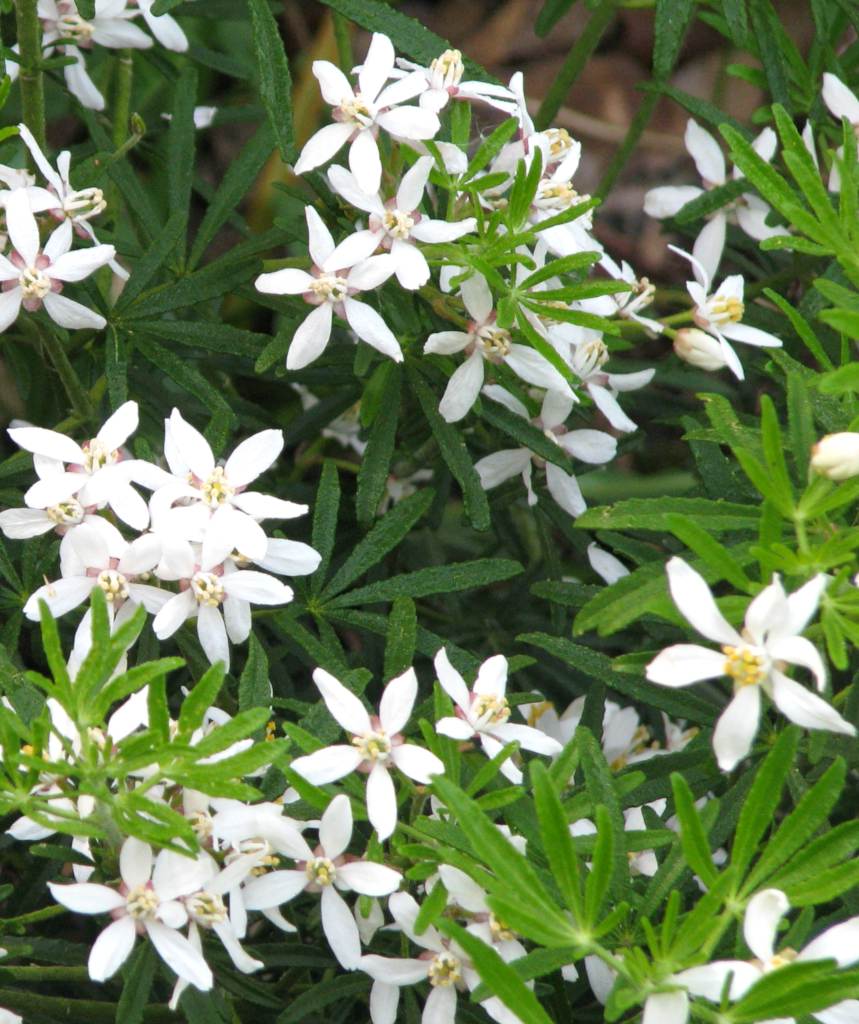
535, 0, 620, 130
36, 322, 94, 423
0, 903, 66, 928
112, 50, 134, 150
0, 988, 175, 1023
332, 12, 354, 71
14, 0, 46, 153
2, 966, 89, 981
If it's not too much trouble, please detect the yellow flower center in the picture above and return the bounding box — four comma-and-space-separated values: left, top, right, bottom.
382, 209, 415, 239
431, 49, 464, 89
489, 913, 515, 942
339, 94, 373, 125
472, 693, 510, 726
186, 890, 227, 926
709, 295, 744, 324
310, 273, 349, 303
97, 569, 129, 603
19, 266, 52, 300
428, 951, 462, 987
63, 187, 106, 222
47, 498, 84, 525
477, 325, 512, 359
81, 439, 118, 473
306, 856, 336, 887
191, 572, 225, 607
126, 885, 158, 919
722, 644, 766, 688
200, 466, 234, 506
546, 127, 574, 158
573, 338, 609, 377
58, 13, 94, 41
352, 729, 392, 763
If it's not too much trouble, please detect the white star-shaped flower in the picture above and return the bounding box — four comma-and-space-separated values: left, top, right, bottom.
646, 557, 854, 771
290, 667, 444, 839
434, 648, 562, 783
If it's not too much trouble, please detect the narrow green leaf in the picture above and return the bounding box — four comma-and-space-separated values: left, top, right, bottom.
575, 496, 760, 533
329, 558, 523, 607
749, 0, 792, 109
239, 634, 271, 714
116, 942, 156, 1024
578, 728, 625, 904
583, 804, 616, 926
464, 118, 519, 181
277, 974, 370, 1024
166, 66, 198, 261
653, 0, 696, 80
115, 212, 187, 311
248, 0, 296, 162
133, 335, 237, 426
670, 773, 718, 887
532, 763, 584, 920
384, 596, 417, 682
478, 400, 575, 472
311, 462, 340, 593
535, 0, 578, 37
177, 662, 226, 738
356, 367, 400, 525
665, 513, 752, 591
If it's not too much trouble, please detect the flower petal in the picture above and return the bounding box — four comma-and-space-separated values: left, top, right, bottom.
337, 859, 402, 896
47, 881, 125, 914
145, 920, 213, 990
343, 298, 402, 361
42, 292, 106, 330
359, 33, 395, 103
770, 671, 856, 736
5, 189, 39, 264
242, 870, 308, 910
291, 745, 362, 785
349, 128, 382, 196
313, 667, 372, 734
379, 667, 417, 734
321, 886, 362, 969
646, 644, 727, 687
438, 349, 484, 423
286, 303, 333, 370
168, 409, 214, 480
197, 604, 229, 669
685, 119, 725, 185
88, 917, 137, 981
365, 762, 397, 839
744, 889, 789, 963
642, 991, 688, 1024
320, 794, 353, 859
224, 429, 283, 488
294, 122, 354, 178
434, 648, 470, 710
390, 743, 444, 783
713, 686, 761, 772
665, 557, 740, 645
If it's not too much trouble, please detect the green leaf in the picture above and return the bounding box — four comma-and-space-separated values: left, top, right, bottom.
575, 497, 760, 533
653, 0, 696, 80
311, 462, 340, 592
322, 487, 433, 599
768, 820, 859, 892
749, 0, 792, 109
329, 558, 523, 607
277, 974, 370, 1024
414, 875, 448, 934
410, 368, 490, 531
356, 366, 400, 525
535, 0, 578, 37
730, 961, 859, 1022
93, 657, 185, 721
133, 335, 237, 427
239, 634, 271, 715
744, 758, 847, 893
166, 66, 198, 261
192, 708, 271, 756
463, 118, 519, 181
134, 320, 270, 358
437, 920, 555, 1024
248, 0, 296, 162
116, 942, 156, 1024
532, 762, 584, 920
786, 372, 815, 484
190, 122, 275, 268
578, 729, 624, 907
670, 773, 718, 887
478, 400, 575, 472
177, 662, 226, 738
731, 727, 799, 878
384, 596, 417, 681
774, 106, 840, 235
664, 513, 752, 592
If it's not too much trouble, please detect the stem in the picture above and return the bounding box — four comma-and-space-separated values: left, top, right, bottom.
535, 1, 620, 129
36, 322, 94, 423
112, 50, 134, 150
0, 904, 66, 928
0, 988, 175, 1023
14, 0, 46, 152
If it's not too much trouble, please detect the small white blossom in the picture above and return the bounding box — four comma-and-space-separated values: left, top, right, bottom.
390, 49, 516, 114
434, 648, 562, 783
291, 667, 444, 839
241, 794, 402, 969
810, 432, 859, 481
646, 558, 854, 771
294, 33, 441, 195
255, 206, 401, 370
821, 73, 859, 192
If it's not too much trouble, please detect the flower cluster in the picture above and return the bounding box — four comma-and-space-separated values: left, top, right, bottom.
1, 402, 317, 669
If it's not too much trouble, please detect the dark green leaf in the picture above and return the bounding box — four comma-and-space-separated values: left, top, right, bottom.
248, 0, 296, 161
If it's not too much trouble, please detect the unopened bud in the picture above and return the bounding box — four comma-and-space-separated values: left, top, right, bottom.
810, 432, 859, 480
673, 328, 728, 371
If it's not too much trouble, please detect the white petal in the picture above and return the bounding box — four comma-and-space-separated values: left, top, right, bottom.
291, 745, 362, 784
642, 991, 688, 1024
337, 859, 401, 896
375, 106, 440, 142
359, 33, 395, 103
505, 344, 572, 395
145, 920, 213, 990
366, 762, 398, 839
643, 184, 703, 219
474, 655, 507, 698
422, 982, 457, 1024
224, 429, 283, 488
369, 981, 400, 1024
107, 482, 149, 530
294, 122, 354, 178
475, 449, 531, 490
321, 886, 362, 969
320, 793, 353, 859
460, 272, 493, 324
0, 288, 22, 331
88, 917, 137, 981
685, 120, 725, 184
327, 165, 383, 214
24, 472, 84, 507
396, 155, 433, 210
343, 298, 402, 361
49, 244, 115, 282
286, 303, 333, 370
96, 401, 138, 453
349, 129, 383, 196
258, 538, 321, 575
588, 543, 629, 585
223, 594, 252, 643
800, 918, 859, 966
559, 428, 616, 464
5, 189, 39, 264
438, 350, 484, 423
744, 889, 789, 963
197, 604, 229, 668
391, 238, 429, 290
0, 507, 52, 538
47, 881, 125, 914
438, 865, 487, 913
665, 557, 740, 645
153, 589, 196, 639
242, 870, 308, 910
491, 722, 563, 756
545, 463, 586, 517
433, 648, 470, 710
360, 954, 427, 985
120, 836, 153, 888
423, 330, 472, 355
23, 576, 93, 620
713, 686, 761, 772
379, 667, 417, 734
222, 569, 292, 605
168, 409, 214, 480
436, 716, 475, 740
409, 217, 476, 243
822, 73, 859, 125
324, 229, 381, 273
692, 215, 726, 287
646, 645, 727, 686
255, 267, 314, 295
390, 743, 444, 783
770, 672, 855, 736
588, 384, 638, 433
305, 205, 336, 267
485, 384, 530, 420
9, 425, 84, 464
346, 254, 396, 291
313, 60, 353, 106
313, 667, 372, 734
675, 961, 761, 1001
42, 291, 105, 330
767, 636, 826, 691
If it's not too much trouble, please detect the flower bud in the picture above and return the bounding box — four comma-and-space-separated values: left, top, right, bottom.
810, 432, 859, 480
673, 328, 728, 371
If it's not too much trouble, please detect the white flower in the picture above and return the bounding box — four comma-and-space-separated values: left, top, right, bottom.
672, 327, 730, 371
391, 49, 516, 115
241, 794, 402, 969
155, 408, 305, 566
255, 206, 402, 370
8, 400, 163, 530
646, 558, 854, 771
674, 888, 859, 1024
48, 836, 213, 989
821, 73, 859, 192
23, 521, 167, 623
810, 433, 859, 481
294, 33, 441, 195
327, 156, 477, 290
0, 189, 114, 331
290, 667, 444, 839
671, 245, 782, 380
360, 891, 521, 1024
153, 542, 292, 670
564, 334, 654, 433
474, 386, 616, 518
434, 648, 562, 783
595, 254, 663, 335
644, 120, 785, 281
424, 273, 575, 423
436, 865, 527, 962
134, 0, 187, 52
587, 542, 629, 584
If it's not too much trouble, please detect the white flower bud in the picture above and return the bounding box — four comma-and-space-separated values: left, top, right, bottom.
673, 328, 728, 371
810, 432, 859, 481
